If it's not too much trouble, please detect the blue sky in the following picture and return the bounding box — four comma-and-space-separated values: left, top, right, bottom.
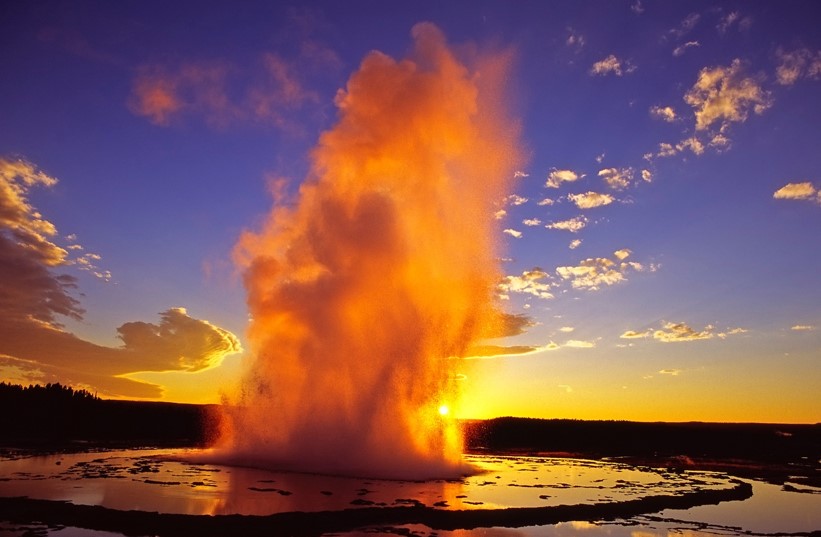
1, 1, 819, 422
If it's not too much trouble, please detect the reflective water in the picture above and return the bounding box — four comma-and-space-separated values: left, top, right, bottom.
0, 449, 818, 536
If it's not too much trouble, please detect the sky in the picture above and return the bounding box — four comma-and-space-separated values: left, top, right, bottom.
1, 0, 819, 423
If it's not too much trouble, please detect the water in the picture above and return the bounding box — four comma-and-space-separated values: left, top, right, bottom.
1, 449, 817, 536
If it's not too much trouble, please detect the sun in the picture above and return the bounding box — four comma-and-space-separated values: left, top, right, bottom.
438, 404, 450, 416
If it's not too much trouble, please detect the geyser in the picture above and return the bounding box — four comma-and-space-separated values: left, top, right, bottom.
219, 23, 522, 479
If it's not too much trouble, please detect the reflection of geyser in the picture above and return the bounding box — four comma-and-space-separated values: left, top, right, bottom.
215, 23, 522, 480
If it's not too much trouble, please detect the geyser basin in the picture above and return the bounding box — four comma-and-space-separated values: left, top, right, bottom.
0, 449, 755, 535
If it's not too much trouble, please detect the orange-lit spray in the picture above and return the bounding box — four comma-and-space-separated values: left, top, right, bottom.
221, 23, 522, 479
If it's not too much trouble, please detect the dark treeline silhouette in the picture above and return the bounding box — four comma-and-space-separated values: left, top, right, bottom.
2, 383, 818, 467
0, 382, 219, 447
463, 417, 820, 463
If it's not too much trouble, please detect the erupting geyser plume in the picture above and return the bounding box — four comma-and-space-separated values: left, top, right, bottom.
219, 23, 522, 479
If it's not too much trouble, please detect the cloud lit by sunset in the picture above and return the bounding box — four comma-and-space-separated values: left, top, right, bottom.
1, 1, 819, 426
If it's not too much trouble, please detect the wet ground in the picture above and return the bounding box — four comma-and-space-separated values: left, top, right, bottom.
0, 448, 818, 536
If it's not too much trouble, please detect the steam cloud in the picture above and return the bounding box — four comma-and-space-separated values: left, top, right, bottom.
218, 23, 523, 479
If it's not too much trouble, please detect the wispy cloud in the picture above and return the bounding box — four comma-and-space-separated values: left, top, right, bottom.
567, 191, 615, 209
590, 55, 635, 76
506, 194, 529, 206
499, 268, 553, 300
522, 218, 542, 226
673, 41, 700, 57
775, 48, 821, 86
503, 228, 523, 238
546, 169, 582, 188
598, 167, 635, 190
791, 324, 815, 331
569, 239, 582, 250
669, 13, 700, 39
650, 105, 678, 122
773, 182, 820, 204
555, 249, 650, 291
546, 215, 588, 233
684, 59, 772, 132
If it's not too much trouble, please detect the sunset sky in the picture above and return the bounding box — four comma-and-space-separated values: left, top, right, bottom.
1, 1, 819, 423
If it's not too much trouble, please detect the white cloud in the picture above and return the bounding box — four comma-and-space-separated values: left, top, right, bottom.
514, 170, 530, 178
673, 41, 700, 57
522, 218, 542, 226
613, 248, 631, 260
546, 169, 582, 188
559, 326, 575, 333
684, 59, 772, 132
653, 321, 714, 342
598, 167, 634, 190
620, 329, 651, 339
564, 339, 596, 348
506, 194, 529, 206
494, 209, 507, 220
650, 105, 677, 122
546, 215, 588, 233
773, 182, 817, 201
537, 198, 555, 206
499, 268, 553, 299
791, 324, 816, 331
641, 169, 653, 182
503, 228, 523, 238
590, 55, 635, 76
567, 191, 615, 209
569, 239, 582, 250
659, 368, 682, 376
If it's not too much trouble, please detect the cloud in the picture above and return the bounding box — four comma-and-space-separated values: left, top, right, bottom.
589, 55, 635, 76
503, 228, 523, 238
506, 194, 528, 206
128, 46, 330, 128
717, 11, 752, 34
641, 169, 653, 182
791, 324, 815, 331
566, 28, 585, 52
598, 167, 635, 190
559, 326, 575, 333
537, 198, 555, 206
659, 368, 682, 376
669, 13, 700, 39
567, 191, 615, 209
654, 136, 708, 158
564, 339, 596, 348
684, 59, 772, 132
494, 209, 508, 220
631, 0, 644, 14
650, 105, 678, 122
522, 218, 542, 226
546, 215, 588, 233
773, 182, 819, 203
0, 158, 241, 398
776, 48, 821, 86
569, 239, 582, 250
514, 171, 530, 178
673, 41, 700, 57
653, 321, 714, 342
555, 250, 648, 291
499, 268, 553, 300
546, 169, 582, 188
488, 313, 535, 338
558, 384, 573, 393
463, 344, 545, 359
620, 329, 651, 339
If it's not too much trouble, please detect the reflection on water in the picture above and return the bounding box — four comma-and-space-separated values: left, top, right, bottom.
0, 449, 818, 536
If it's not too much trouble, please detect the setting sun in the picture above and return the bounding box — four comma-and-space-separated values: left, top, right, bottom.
438, 405, 450, 416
